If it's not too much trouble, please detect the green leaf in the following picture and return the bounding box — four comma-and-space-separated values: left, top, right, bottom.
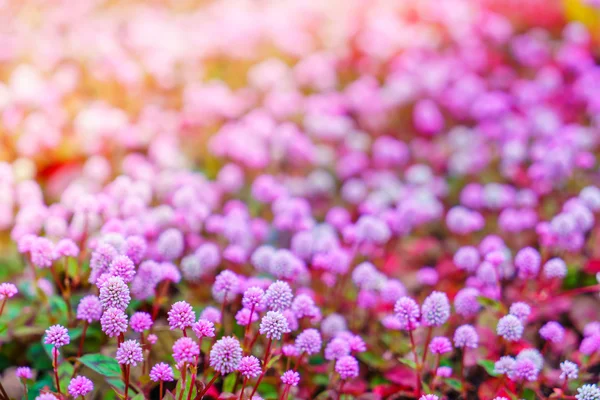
106, 376, 125, 393
266, 354, 281, 368
28, 375, 54, 400
477, 296, 505, 312
222, 373, 237, 393
78, 353, 122, 377
131, 394, 145, 400
26, 342, 52, 370
313, 374, 330, 386
397, 357, 417, 370
257, 382, 278, 399
522, 388, 536, 400
58, 362, 75, 393
446, 378, 463, 391
478, 359, 498, 377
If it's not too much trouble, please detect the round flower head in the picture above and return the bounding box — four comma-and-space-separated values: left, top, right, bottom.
560, 360, 578, 380
0, 283, 18, 299
281, 370, 300, 386
147, 334, 158, 344
116, 340, 144, 366
539, 321, 565, 343
259, 311, 290, 340
172, 337, 200, 364
436, 367, 452, 377
212, 270, 240, 303
236, 308, 258, 326
157, 228, 184, 260
453, 246, 480, 272
429, 336, 453, 355
45, 325, 70, 348
544, 258, 567, 279
517, 349, 544, 371
77, 295, 103, 323
36, 394, 58, 400
209, 336, 243, 374
239, 356, 261, 379
453, 288, 481, 317
497, 315, 524, 342
421, 291, 450, 327
99, 276, 130, 310
394, 296, 420, 331
493, 398, 509, 400
130, 312, 153, 332
264, 281, 293, 312
242, 286, 265, 310
295, 328, 322, 355
494, 356, 516, 375
576, 384, 600, 400
192, 319, 215, 339
419, 396, 439, 400
124, 236, 147, 265
101, 307, 128, 337
325, 337, 351, 360
150, 363, 174, 382
321, 314, 347, 337
31, 237, 55, 268
509, 302, 531, 322
109, 255, 136, 283
347, 335, 367, 353
453, 325, 478, 348
508, 358, 538, 382
68, 375, 93, 397
168, 301, 196, 331
16, 366, 32, 379
291, 294, 318, 319
514, 247, 541, 279
200, 306, 222, 324
335, 355, 359, 380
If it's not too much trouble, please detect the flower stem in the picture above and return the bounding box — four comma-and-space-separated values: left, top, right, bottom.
460, 349, 467, 399
239, 378, 247, 400
249, 338, 273, 399
78, 321, 88, 358
53, 347, 61, 395
421, 327, 433, 366
199, 373, 219, 398
123, 364, 131, 400
408, 330, 421, 397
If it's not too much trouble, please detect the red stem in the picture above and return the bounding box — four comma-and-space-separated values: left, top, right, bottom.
249, 339, 273, 399
199, 373, 219, 398
53, 348, 61, 395
78, 322, 88, 358
123, 365, 130, 400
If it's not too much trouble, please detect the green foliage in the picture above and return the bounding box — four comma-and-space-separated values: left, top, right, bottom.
78, 353, 122, 377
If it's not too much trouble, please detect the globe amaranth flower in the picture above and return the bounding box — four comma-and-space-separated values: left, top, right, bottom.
109, 255, 136, 283
99, 276, 130, 310
497, 315, 524, 342
242, 286, 265, 310
35, 394, 59, 400
295, 328, 322, 355
168, 301, 195, 331
264, 281, 293, 312
516, 349, 544, 371
291, 293, 318, 319
508, 358, 539, 382
76, 295, 103, 323
31, 237, 55, 268
116, 340, 144, 366
281, 370, 300, 386
421, 291, 450, 327
576, 384, 600, 400
494, 356, 516, 375
0, 283, 18, 299
192, 319, 216, 339
172, 337, 200, 364
130, 311, 153, 332
453, 288, 481, 317
212, 270, 240, 303
436, 367, 452, 377
209, 336, 243, 374
147, 334, 158, 345
259, 311, 290, 340
325, 337, 351, 360
68, 375, 93, 397
157, 228, 184, 261
45, 325, 70, 347
453, 246, 480, 272
539, 321, 565, 343
543, 258, 567, 279
150, 363, 174, 382
514, 247, 541, 279
16, 366, 32, 380
560, 360, 578, 380
453, 325, 478, 348
419, 396, 439, 400
236, 308, 259, 326
394, 296, 420, 331
124, 235, 147, 265
347, 335, 366, 353
101, 308, 128, 337
429, 336, 452, 354
239, 356, 262, 379
200, 306, 222, 324
335, 355, 359, 380
509, 302, 531, 322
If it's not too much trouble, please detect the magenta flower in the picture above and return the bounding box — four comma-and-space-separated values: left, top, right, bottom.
30, 237, 55, 268
68, 375, 93, 397
325, 338, 350, 361
242, 286, 265, 310
509, 302, 531, 322
419, 396, 439, 400
35, 394, 58, 400
167, 301, 195, 331
0, 283, 18, 299
44, 325, 70, 348
508, 358, 538, 382
539, 321, 565, 343
192, 318, 215, 339
514, 247, 541, 279
235, 308, 259, 326
109, 255, 136, 283
209, 336, 242, 374
453, 325, 478, 348
16, 366, 32, 380
99, 276, 130, 310
264, 281, 293, 312
560, 360, 578, 380
281, 370, 300, 386
335, 355, 359, 380
55, 239, 79, 258
116, 340, 144, 366
497, 315, 524, 342
212, 270, 240, 303
100, 308, 128, 337
150, 363, 174, 382
172, 337, 200, 364
295, 328, 322, 355
76, 295, 103, 323
200, 306, 222, 324
429, 337, 452, 355
259, 311, 290, 340
421, 291, 450, 327
239, 356, 262, 379
130, 312, 153, 333
393, 296, 420, 331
